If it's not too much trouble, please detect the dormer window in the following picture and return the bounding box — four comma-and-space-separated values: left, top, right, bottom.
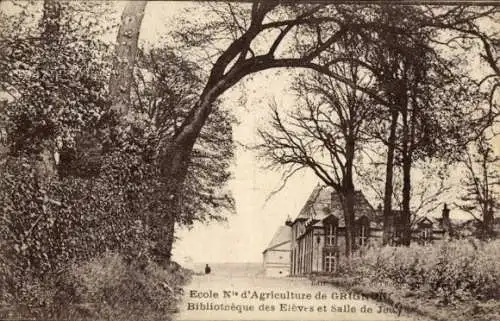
356, 216, 369, 246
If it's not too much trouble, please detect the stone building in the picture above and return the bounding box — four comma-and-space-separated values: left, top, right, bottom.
286, 185, 382, 276
386, 204, 452, 245
277, 184, 452, 276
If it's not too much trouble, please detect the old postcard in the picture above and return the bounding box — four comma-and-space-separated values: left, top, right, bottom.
0, 1, 499, 321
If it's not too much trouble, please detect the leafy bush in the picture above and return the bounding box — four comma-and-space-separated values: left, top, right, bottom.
69, 252, 191, 320
338, 239, 500, 304
0, 147, 168, 305
0, 252, 192, 321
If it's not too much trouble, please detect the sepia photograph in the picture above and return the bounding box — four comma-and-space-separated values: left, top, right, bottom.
0, 1, 499, 321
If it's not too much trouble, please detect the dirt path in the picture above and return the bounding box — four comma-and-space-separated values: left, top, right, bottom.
174, 274, 432, 321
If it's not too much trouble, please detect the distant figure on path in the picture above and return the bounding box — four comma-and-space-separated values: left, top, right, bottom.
205, 264, 211, 275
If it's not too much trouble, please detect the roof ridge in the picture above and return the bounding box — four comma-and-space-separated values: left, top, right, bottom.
295, 184, 325, 220
263, 240, 291, 253
310, 185, 327, 217
264, 226, 291, 251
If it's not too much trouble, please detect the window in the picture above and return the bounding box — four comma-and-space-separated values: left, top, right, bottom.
421, 227, 432, 243
326, 224, 336, 246
324, 251, 336, 273
359, 224, 368, 246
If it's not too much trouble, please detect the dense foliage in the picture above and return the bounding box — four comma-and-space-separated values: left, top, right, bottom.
0, 1, 234, 309
132, 47, 235, 225
338, 240, 500, 304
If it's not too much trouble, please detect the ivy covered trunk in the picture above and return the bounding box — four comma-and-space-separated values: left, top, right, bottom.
151, 152, 189, 266
154, 130, 200, 265
35, 0, 62, 187
152, 75, 233, 263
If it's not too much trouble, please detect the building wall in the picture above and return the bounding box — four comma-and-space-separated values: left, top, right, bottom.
263, 248, 290, 265
263, 243, 290, 278
290, 226, 390, 276
312, 228, 323, 273
290, 221, 301, 275
294, 225, 319, 275
265, 265, 289, 277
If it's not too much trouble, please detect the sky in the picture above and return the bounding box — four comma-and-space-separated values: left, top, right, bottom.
1, 1, 498, 264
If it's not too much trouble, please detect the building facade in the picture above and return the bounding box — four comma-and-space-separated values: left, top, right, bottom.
282, 185, 451, 276
286, 185, 383, 276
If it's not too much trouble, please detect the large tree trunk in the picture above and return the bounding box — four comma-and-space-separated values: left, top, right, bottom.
400, 82, 412, 246
151, 145, 191, 265
342, 137, 356, 257
152, 69, 243, 263
152, 99, 213, 265
109, 1, 147, 115
483, 207, 494, 239
401, 151, 412, 246
382, 109, 399, 245
482, 151, 495, 239
342, 188, 355, 257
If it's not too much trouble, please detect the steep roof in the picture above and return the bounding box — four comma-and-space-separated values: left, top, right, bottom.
414, 216, 434, 225
292, 185, 377, 227
263, 226, 291, 253
329, 189, 377, 225
296, 184, 327, 220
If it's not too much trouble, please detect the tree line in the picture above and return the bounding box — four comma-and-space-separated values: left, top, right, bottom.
0, 1, 499, 296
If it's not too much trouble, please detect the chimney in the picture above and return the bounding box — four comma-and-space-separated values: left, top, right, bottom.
442, 203, 450, 220
442, 203, 452, 237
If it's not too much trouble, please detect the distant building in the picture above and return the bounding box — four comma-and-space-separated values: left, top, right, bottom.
262, 226, 291, 277
451, 215, 500, 239
278, 184, 451, 276
386, 204, 452, 245
286, 185, 382, 276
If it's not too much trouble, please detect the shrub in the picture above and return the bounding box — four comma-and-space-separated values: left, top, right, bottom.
69, 252, 192, 320
338, 239, 500, 304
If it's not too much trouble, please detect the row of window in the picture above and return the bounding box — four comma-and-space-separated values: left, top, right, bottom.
324, 223, 368, 247
387, 227, 434, 245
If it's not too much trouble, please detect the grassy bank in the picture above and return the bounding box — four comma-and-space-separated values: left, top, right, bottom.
0, 252, 192, 321
318, 239, 500, 321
